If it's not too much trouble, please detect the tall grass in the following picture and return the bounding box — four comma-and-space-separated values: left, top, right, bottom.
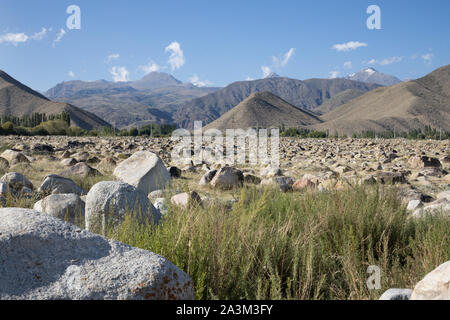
108, 185, 450, 300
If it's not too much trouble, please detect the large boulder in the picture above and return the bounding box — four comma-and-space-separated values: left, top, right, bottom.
113, 151, 171, 194
410, 261, 450, 300
210, 167, 243, 190
38, 174, 86, 197
0, 150, 30, 165
60, 163, 101, 178
0, 208, 194, 300
34, 194, 85, 225
85, 181, 161, 233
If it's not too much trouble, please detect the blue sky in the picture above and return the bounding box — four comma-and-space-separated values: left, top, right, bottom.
0, 0, 449, 91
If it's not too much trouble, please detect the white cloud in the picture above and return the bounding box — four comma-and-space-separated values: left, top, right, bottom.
106, 53, 120, 63
140, 62, 160, 74
332, 41, 368, 52
272, 48, 295, 68
245, 77, 254, 81
52, 29, 66, 47
0, 27, 50, 46
344, 61, 352, 69
422, 53, 434, 64
329, 71, 340, 79
379, 56, 403, 65
30, 28, 49, 41
110, 66, 130, 82
68, 71, 75, 78
165, 41, 185, 71
261, 66, 272, 78
189, 75, 212, 87
367, 56, 403, 66
0, 33, 29, 46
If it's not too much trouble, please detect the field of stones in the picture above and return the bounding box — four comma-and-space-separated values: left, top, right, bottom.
0, 135, 449, 300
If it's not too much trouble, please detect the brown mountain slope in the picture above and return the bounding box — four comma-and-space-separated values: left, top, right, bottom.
174, 77, 380, 129
310, 65, 450, 135
0, 70, 110, 130
204, 91, 322, 131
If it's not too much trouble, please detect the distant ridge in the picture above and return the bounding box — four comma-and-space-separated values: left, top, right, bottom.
0, 70, 110, 130
173, 77, 380, 129
204, 91, 322, 131
310, 64, 450, 135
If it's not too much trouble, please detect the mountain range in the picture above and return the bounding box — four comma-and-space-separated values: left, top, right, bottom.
309, 64, 450, 135
2, 65, 448, 135
0, 70, 109, 130
45, 72, 219, 128
173, 77, 380, 129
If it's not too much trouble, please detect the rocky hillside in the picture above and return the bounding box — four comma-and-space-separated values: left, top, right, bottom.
0, 70, 110, 130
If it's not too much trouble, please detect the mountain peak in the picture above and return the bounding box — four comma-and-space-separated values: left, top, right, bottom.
346, 68, 402, 86
264, 72, 281, 79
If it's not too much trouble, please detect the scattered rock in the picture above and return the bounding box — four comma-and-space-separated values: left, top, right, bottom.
260, 166, 282, 178
0, 208, 194, 300
0, 150, 30, 165
60, 163, 101, 178
113, 151, 171, 194
169, 166, 182, 178
243, 174, 262, 185
85, 181, 160, 233
32, 144, 54, 154
0, 172, 33, 194
60, 158, 78, 167
407, 200, 423, 211
199, 170, 217, 186
34, 194, 85, 224
38, 174, 86, 197
210, 167, 243, 190
409, 156, 442, 169
293, 178, 317, 191
171, 191, 202, 208
261, 176, 294, 193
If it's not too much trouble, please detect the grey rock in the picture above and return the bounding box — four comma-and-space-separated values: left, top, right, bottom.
261, 176, 294, 193
199, 170, 217, 186
60, 163, 101, 178
210, 167, 243, 190
0, 208, 194, 300
38, 174, 86, 197
34, 194, 85, 224
86, 181, 161, 233
114, 151, 171, 194
153, 198, 167, 215
379, 288, 412, 300
0, 150, 30, 165
407, 200, 423, 211
171, 192, 202, 208
0, 172, 33, 193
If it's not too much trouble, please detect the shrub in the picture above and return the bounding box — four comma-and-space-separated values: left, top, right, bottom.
107, 185, 450, 300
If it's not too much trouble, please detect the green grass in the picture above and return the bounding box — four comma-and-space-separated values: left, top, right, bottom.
107, 185, 449, 300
